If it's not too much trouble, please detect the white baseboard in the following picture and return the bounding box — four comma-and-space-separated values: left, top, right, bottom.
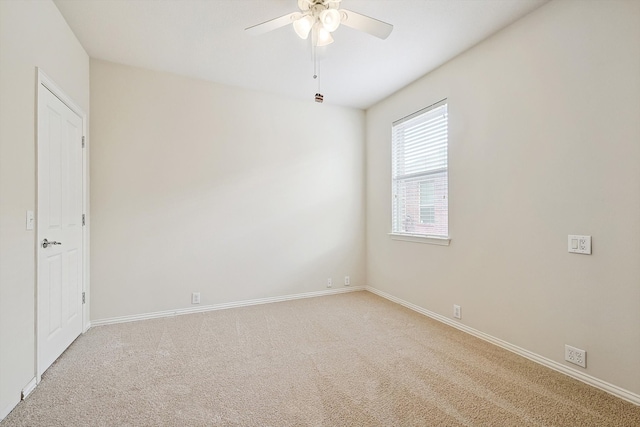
1, 399, 18, 422
0, 376, 38, 422
21, 377, 37, 400
365, 286, 640, 406
92, 286, 365, 327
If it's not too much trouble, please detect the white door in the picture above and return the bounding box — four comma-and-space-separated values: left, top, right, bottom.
37, 82, 84, 376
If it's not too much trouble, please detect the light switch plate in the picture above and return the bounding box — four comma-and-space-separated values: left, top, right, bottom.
26, 210, 35, 230
568, 235, 591, 254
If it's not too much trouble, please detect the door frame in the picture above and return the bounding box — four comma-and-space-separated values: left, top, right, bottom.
35, 68, 89, 382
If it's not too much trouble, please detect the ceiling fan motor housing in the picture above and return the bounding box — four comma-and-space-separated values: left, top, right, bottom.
298, 0, 341, 12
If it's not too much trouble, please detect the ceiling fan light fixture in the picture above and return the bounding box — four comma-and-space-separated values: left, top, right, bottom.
293, 15, 314, 39
315, 25, 334, 46
319, 8, 340, 32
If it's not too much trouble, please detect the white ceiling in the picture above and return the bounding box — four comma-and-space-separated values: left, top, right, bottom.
53, 0, 549, 110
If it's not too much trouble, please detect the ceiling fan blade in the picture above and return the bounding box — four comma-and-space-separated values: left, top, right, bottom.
339, 9, 393, 39
245, 12, 300, 36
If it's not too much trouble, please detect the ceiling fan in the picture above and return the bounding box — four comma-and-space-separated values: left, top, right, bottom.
245, 0, 393, 47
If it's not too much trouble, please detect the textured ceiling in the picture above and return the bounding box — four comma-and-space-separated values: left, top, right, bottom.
54, 0, 549, 109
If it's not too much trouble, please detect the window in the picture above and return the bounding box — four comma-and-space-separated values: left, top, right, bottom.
392, 100, 448, 238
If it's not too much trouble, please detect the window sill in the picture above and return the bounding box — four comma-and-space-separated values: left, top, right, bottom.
388, 233, 451, 246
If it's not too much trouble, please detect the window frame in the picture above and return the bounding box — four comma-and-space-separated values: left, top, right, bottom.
389, 99, 450, 246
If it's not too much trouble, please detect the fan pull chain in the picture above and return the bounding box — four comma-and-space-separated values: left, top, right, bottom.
313, 41, 318, 79
313, 43, 323, 103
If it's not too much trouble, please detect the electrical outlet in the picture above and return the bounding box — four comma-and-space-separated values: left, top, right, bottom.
344, 276, 350, 286
453, 304, 461, 319
327, 278, 332, 288
565, 344, 586, 368
191, 292, 200, 304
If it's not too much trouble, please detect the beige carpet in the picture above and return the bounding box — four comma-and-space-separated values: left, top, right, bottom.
2, 291, 639, 426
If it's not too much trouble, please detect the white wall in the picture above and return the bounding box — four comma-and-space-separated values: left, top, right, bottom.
366, 0, 640, 396
90, 60, 365, 321
0, 0, 90, 418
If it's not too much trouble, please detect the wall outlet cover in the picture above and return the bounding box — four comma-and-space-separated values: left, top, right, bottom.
568, 235, 591, 255
453, 304, 461, 319
565, 344, 586, 368
191, 292, 201, 304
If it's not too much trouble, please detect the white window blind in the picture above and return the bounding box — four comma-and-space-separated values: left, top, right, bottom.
392, 100, 448, 238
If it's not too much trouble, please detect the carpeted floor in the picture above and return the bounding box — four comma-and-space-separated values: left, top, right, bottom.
2, 291, 639, 426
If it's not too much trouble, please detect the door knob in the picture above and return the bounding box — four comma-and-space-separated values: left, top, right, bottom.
42, 238, 62, 248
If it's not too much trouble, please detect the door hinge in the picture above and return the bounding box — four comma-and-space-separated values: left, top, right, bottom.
82, 214, 85, 226
82, 136, 85, 148
82, 292, 86, 304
